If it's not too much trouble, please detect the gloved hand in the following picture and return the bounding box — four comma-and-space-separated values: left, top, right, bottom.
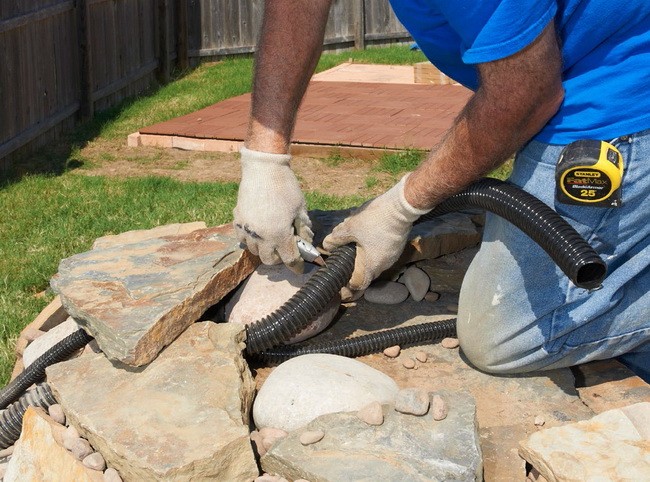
322, 174, 430, 294
233, 147, 313, 272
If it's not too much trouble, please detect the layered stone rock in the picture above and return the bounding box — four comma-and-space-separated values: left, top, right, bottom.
262, 391, 482, 481
4, 407, 103, 482
519, 402, 650, 480
50, 223, 258, 366
46, 322, 258, 482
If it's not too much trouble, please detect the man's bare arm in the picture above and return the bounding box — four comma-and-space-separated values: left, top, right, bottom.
405, 21, 564, 209
246, 0, 333, 153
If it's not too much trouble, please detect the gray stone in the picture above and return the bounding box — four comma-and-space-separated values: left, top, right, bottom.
4, 407, 103, 482
225, 263, 340, 344
416, 247, 478, 293
424, 291, 441, 303
50, 223, 258, 366
395, 388, 430, 416
253, 354, 399, 432
519, 402, 650, 481
23, 317, 82, 368
401, 266, 430, 302
262, 390, 482, 481
364, 281, 409, 305
46, 322, 258, 482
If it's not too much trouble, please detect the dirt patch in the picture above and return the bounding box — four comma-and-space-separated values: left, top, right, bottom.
77, 139, 397, 198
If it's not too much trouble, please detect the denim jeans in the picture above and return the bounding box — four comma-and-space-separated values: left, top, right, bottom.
457, 129, 650, 379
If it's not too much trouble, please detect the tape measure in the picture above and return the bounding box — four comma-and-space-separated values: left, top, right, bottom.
556, 139, 624, 207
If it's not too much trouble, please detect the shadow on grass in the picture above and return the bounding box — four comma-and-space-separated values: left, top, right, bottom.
0, 95, 144, 189
0, 62, 201, 189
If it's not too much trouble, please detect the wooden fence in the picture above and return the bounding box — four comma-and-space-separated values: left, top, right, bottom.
1, 0, 409, 170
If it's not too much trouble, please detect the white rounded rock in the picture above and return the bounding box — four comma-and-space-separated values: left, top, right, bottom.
363, 281, 409, 305
253, 354, 399, 432
23, 318, 82, 368
225, 264, 340, 344
401, 266, 430, 302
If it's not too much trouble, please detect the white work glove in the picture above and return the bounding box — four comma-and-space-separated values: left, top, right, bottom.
322, 174, 430, 295
233, 147, 313, 272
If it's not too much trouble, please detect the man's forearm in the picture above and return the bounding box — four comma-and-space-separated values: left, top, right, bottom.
246, 0, 332, 154
405, 21, 564, 209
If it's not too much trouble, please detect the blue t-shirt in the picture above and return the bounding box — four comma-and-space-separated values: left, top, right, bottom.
390, 0, 650, 144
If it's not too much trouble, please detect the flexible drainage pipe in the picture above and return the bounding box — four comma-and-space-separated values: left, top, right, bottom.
250, 178, 607, 357
0, 178, 607, 446
0, 383, 56, 449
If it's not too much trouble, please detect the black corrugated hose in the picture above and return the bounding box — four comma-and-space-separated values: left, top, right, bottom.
423, 178, 606, 289
0, 383, 56, 449
251, 178, 607, 360
0, 328, 93, 411
0, 178, 606, 447
255, 318, 457, 365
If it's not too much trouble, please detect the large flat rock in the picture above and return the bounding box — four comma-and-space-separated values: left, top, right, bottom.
5, 407, 103, 482
262, 391, 482, 481
519, 402, 650, 480
51, 223, 258, 366
46, 322, 259, 482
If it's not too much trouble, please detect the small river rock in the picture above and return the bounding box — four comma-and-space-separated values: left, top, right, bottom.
83, 452, 106, 471
431, 394, 448, 421
299, 430, 325, 446
47, 404, 66, 425
402, 358, 416, 369
395, 388, 430, 416
364, 281, 409, 304
383, 345, 401, 358
401, 266, 430, 301
260, 427, 289, 451
61, 425, 80, 449
441, 337, 460, 349
253, 354, 399, 432
103, 467, 123, 482
68, 437, 93, 460
357, 401, 384, 426
424, 291, 441, 303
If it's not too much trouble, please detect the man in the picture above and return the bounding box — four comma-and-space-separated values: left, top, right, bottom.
233, 1, 650, 380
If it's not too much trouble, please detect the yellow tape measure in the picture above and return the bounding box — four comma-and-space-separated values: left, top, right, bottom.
556, 139, 624, 207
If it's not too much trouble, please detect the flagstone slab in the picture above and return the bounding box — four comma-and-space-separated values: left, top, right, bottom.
51, 223, 258, 366
46, 322, 258, 482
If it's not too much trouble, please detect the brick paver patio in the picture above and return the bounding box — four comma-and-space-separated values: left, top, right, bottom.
132, 68, 472, 157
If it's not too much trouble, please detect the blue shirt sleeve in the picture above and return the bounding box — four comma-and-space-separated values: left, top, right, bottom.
437, 0, 557, 64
